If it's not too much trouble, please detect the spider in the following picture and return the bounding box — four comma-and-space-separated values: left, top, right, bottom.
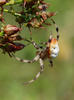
13, 19, 59, 85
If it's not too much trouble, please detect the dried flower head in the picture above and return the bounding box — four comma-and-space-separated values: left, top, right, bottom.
15, 0, 55, 30
0, 0, 7, 6
0, 42, 25, 57
4, 24, 21, 35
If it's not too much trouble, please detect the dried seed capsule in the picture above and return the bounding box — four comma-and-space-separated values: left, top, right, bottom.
47, 12, 56, 17
0, 0, 7, 6
1, 42, 25, 57
38, 4, 48, 11
4, 24, 21, 35
2, 42, 24, 53
12, 42, 25, 51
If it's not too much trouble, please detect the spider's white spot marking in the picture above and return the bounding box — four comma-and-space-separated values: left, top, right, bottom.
50, 44, 59, 58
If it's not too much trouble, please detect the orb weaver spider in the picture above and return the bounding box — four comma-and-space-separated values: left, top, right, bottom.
13, 19, 59, 85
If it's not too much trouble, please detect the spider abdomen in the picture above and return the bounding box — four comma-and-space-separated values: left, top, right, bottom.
49, 39, 59, 58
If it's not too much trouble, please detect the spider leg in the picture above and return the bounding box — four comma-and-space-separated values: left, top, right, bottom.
48, 32, 53, 43
32, 40, 40, 50
28, 26, 32, 35
24, 58, 44, 85
51, 19, 59, 40
49, 60, 53, 67
13, 54, 39, 63
24, 38, 43, 50
32, 40, 44, 49
40, 42, 47, 45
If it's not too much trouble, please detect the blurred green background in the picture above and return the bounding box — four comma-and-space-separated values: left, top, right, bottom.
0, 0, 74, 100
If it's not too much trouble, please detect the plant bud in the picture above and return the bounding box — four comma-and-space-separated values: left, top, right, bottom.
3, 42, 25, 53
38, 4, 48, 11
0, 0, 7, 6
4, 24, 21, 35
13, 42, 25, 51
47, 12, 56, 17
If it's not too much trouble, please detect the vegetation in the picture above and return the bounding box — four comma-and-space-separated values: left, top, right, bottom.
0, 0, 74, 100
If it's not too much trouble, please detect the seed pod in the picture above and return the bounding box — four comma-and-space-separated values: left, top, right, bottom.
47, 12, 56, 18
0, 42, 25, 57
4, 24, 21, 35
38, 4, 48, 11
3, 42, 24, 53
12, 42, 25, 51
0, 0, 7, 6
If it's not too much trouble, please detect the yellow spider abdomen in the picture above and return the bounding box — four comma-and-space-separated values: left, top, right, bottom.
48, 38, 59, 58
